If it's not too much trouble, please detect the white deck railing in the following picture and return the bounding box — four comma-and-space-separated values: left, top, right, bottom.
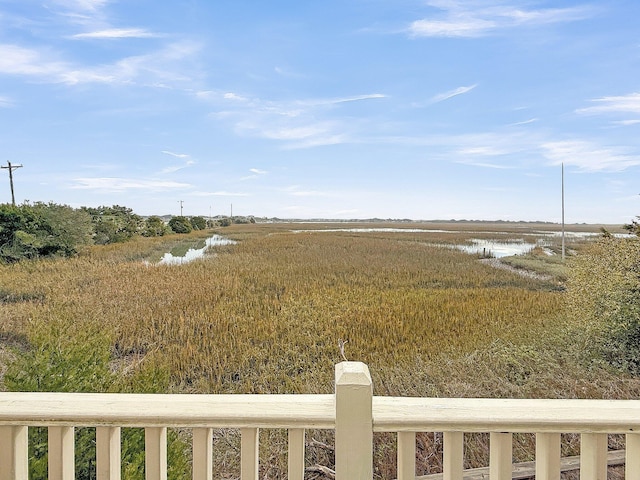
1, 361, 640, 480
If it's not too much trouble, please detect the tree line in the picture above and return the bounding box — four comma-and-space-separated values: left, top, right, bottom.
0, 202, 223, 263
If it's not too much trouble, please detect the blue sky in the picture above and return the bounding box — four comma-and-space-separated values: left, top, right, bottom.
1, 0, 639, 223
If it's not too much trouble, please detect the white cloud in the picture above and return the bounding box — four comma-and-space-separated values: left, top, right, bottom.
250, 168, 267, 175
409, 2, 593, 38
457, 145, 512, 156
223, 92, 248, 101
198, 91, 384, 149
162, 150, 190, 159
510, 118, 538, 126
613, 119, 640, 126
0, 41, 200, 86
0, 44, 68, 78
71, 28, 159, 39
0, 96, 13, 108
190, 191, 250, 197
53, 0, 110, 12
71, 177, 191, 192
298, 94, 386, 107
541, 140, 640, 172
431, 84, 477, 103
576, 93, 640, 115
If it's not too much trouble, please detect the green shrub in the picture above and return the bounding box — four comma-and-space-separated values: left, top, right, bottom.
168, 216, 193, 234
566, 237, 640, 373
4, 319, 189, 480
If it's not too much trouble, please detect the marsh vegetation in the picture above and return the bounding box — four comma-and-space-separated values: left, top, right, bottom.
0, 221, 637, 479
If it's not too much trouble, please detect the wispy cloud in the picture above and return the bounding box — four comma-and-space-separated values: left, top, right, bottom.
0, 96, 13, 108
541, 140, 640, 172
298, 94, 387, 107
240, 168, 268, 181
71, 28, 160, 39
158, 151, 195, 174
162, 150, 190, 159
190, 191, 250, 197
613, 119, 640, 126
576, 92, 640, 115
409, 1, 594, 38
0, 41, 200, 86
198, 90, 384, 149
71, 177, 191, 192
53, 0, 110, 12
510, 118, 538, 126
0, 44, 68, 78
431, 84, 477, 103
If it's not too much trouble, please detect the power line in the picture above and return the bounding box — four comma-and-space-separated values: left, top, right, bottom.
1, 161, 23, 206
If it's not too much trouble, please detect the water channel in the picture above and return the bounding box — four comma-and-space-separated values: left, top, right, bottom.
158, 234, 236, 265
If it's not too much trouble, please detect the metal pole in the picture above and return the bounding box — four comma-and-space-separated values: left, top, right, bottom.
561, 163, 565, 261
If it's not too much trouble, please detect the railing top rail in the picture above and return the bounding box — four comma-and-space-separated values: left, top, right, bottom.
373, 397, 640, 434
0, 392, 335, 429
4, 391, 640, 434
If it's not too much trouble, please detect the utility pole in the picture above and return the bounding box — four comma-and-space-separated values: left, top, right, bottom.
1, 161, 23, 206
561, 163, 565, 261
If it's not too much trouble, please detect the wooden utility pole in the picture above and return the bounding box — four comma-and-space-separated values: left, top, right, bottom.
1, 161, 22, 206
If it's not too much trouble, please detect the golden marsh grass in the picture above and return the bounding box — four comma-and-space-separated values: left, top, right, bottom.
1, 222, 635, 478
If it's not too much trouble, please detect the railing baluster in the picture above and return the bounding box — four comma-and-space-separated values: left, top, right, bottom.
397, 431, 415, 480
193, 428, 213, 480
0, 426, 28, 480
443, 431, 464, 480
241, 428, 259, 480
580, 433, 607, 480
627, 433, 640, 480
536, 433, 560, 480
145, 427, 167, 480
48, 426, 75, 480
288, 428, 305, 480
97, 426, 121, 480
489, 432, 512, 480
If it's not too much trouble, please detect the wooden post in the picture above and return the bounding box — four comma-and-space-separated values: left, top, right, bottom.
288, 429, 305, 480
335, 361, 373, 480
397, 432, 416, 480
241, 428, 259, 480
192, 428, 213, 480
627, 433, 640, 480
145, 427, 167, 480
580, 433, 607, 480
443, 432, 464, 480
97, 427, 121, 480
49, 426, 75, 480
536, 433, 561, 480
0, 426, 28, 480
489, 432, 512, 480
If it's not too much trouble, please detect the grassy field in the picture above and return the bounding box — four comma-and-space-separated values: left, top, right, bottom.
0, 221, 636, 478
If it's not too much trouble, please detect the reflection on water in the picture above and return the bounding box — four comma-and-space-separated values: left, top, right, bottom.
158, 235, 236, 265
454, 239, 536, 258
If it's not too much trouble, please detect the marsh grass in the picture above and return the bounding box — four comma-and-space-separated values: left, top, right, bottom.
0, 222, 634, 478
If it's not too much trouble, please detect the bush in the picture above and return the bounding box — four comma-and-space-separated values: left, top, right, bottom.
168, 216, 193, 234
4, 319, 190, 480
82, 205, 143, 244
142, 216, 171, 237
190, 216, 207, 230
0, 202, 93, 262
566, 237, 640, 373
